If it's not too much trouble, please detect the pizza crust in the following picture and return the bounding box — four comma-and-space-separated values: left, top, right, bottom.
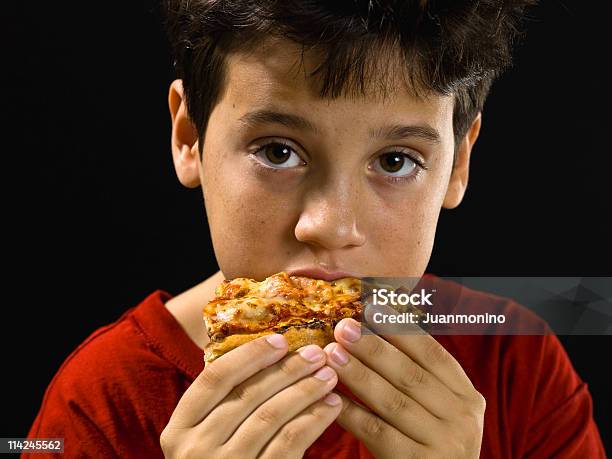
204, 322, 335, 364
203, 272, 362, 365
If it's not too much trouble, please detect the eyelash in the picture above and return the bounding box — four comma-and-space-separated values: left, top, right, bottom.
251, 140, 428, 182
380, 152, 428, 184
383, 166, 423, 184
251, 140, 305, 170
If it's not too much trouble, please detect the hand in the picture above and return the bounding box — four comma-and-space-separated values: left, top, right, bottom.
161, 335, 342, 458
324, 316, 486, 459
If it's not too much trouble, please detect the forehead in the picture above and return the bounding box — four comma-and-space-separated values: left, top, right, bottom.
221, 36, 453, 130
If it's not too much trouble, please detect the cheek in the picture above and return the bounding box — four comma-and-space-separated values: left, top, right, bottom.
365, 168, 449, 276
366, 201, 440, 276
201, 153, 299, 277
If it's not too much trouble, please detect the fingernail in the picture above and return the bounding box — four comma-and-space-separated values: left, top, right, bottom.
340, 320, 361, 342
299, 345, 324, 362
323, 393, 342, 406
265, 334, 287, 349
314, 366, 335, 381
329, 343, 349, 366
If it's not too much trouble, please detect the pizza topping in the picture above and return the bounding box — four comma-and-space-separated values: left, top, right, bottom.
203, 272, 362, 336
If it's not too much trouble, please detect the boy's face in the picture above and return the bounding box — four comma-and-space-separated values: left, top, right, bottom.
170, 37, 480, 281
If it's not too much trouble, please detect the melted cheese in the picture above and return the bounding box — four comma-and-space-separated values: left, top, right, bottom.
204, 272, 362, 336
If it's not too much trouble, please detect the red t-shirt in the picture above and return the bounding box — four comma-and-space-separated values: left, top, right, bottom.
25, 278, 606, 458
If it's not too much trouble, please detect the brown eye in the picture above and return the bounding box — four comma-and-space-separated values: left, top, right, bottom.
370, 152, 417, 177
264, 143, 291, 164
379, 153, 405, 172
254, 141, 304, 169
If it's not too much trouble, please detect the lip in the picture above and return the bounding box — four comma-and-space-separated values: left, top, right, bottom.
287, 266, 360, 281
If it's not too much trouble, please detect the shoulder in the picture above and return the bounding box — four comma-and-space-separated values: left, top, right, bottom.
424, 277, 604, 455
425, 275, 564, 365
422, 276, 584, 404
28, 290, 187, 456
50, 291, 175, 393
28, 291, 190, 446
31, 290, 188, 427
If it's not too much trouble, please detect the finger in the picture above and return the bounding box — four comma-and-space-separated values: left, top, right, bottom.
169, 334, 288, 428
348, 311, 475, 396
257, 393, 343, 459
336, 394, 425, 458
328, 324, 460, 419
227, 366, 338, 454
324, 342, 437, 444
203, 344, 327, 443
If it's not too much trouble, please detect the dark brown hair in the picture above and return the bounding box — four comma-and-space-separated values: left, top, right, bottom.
163, 0, 535, 157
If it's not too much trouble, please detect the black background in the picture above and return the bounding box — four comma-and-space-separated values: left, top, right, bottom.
4, 0, 611, 452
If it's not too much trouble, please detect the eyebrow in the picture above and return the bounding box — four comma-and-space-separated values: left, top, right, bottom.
238, 109, 441, 144
369, 123, 441, 144
238, 109, 320, 135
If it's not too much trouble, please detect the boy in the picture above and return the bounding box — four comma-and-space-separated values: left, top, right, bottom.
26, 0, 605, 457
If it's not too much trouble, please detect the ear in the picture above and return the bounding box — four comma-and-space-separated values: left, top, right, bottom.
168, 79, 201, 188
443, 112, 482, 209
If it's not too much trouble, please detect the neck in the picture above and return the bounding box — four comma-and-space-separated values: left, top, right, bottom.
164, 270, 225, 351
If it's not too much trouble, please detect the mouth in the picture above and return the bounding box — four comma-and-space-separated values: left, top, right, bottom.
287, 266, 361, 281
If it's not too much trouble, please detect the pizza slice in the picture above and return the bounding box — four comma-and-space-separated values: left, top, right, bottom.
202, 271, 363, 364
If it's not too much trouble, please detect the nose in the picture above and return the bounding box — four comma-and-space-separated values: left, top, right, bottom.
294, 181, 366, 250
